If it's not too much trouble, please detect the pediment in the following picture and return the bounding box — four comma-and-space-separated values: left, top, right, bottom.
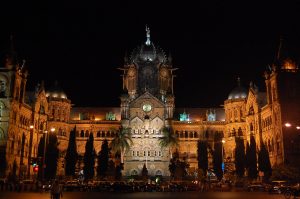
245, 88, 259, 113
130, 91, 164, 108
150, 116, 164, 127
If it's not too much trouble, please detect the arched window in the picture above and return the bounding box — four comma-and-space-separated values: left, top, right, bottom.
194, 132, 198, 138
238, 127, 243, 136
250, 123, 254, 131
205, 130, 209, 139
131, 170, 138, 176
156, 170, 162, 176
232, 128, 236, 137
185, 131, 188, 138
80, 130, 84, 137
0, 128, 5, 140
111, 131, 115, 137
97, 131, 100, 137
102, 131, 105, 137
189, 131, 193, 138
85, 130, 89, 137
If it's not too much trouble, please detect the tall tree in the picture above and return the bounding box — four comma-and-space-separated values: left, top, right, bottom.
97, 139, 109, 179
106, 160, 115, 179
115, 164, 123, 180
169, 150, 179, 180
83, 133, 95, 180
213, 142, 223, 180
141, 164, 148, 181
110, 127, 132, 164
247, 136, 258, 179
197, 140, 208, 175
65, 127, 78, 177
44, 133, 59, 180
159, 127, 179, 158
258, 142, 272, 182
37, 135, 45, 181
0, 146, 7, 177
19, 133, 26, 178
245, 141, 250, 170
234, 137, 245, 178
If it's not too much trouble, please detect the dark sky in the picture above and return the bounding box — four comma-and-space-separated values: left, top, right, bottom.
0, 1, 299, 108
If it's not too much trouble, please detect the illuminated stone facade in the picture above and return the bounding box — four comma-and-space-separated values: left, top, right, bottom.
0, 32, 299, 179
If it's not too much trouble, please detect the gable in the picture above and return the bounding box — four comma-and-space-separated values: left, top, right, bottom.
130, 91, 164, 108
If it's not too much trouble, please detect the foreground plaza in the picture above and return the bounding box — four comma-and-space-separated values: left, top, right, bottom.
0, 190, 286, 199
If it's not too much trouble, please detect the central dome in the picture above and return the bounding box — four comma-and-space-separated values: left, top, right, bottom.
130, 43, 166, 63
139, 43, 157, 61
228, 78, 248, 100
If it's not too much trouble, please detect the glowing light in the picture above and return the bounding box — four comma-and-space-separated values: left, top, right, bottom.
222, 139, 225, 144
296, 126, 300, 130
50, 128, 55, 132
30, 125, 34, 129
285, 123, 292, 127
52, 93, 58, 97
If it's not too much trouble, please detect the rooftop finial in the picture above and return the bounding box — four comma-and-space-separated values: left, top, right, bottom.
145, 25, 151, 46
237, 76, 241, 86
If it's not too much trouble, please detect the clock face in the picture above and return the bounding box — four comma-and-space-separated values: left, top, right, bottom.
142, 104, 152, 112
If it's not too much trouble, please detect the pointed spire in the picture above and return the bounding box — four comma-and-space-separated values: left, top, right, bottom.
145, 25, 151, 46
5, 34, 17, 69
40, 80, 45, 91
124, 50, 129, 64
276, 35, 283, 61
168, 52, 172, 64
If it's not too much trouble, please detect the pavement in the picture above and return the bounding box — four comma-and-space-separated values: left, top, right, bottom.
0, 191, 283, 199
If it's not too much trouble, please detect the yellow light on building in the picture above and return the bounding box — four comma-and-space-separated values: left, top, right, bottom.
285, 123, 292, 127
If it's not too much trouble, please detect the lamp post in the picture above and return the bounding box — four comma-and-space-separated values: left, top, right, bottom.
42, 127, 55, 181
27, 125, 34, 179
221, 138, 225, 178
42, 130, 48, 182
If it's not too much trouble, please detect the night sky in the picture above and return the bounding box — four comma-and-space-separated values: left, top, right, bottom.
0, 1, 299, 108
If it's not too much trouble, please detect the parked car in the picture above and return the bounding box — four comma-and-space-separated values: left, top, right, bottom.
247, 183, 266, 192
268, 180, 289, 194
64, 180, 82, 191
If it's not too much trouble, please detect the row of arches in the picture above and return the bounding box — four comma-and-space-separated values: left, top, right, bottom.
76, 130, 118, 138
19, 115, 31, 128
174, 130, 224, 139
49, 106, 69, 122
262, 116, 272, 130
227, 127, 243, 137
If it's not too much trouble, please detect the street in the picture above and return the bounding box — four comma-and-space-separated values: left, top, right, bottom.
0, 191, 284, 199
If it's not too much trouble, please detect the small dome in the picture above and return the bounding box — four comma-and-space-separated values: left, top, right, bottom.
46, 81, 67, 99
228, 78, 247, 100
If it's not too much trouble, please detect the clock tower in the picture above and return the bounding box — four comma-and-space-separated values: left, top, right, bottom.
119, 26, 176, 176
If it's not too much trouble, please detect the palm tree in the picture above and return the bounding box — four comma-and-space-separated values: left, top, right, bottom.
110, 127, 133, 164
159, 127, 179, 158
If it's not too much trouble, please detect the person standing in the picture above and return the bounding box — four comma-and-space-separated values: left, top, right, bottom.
51, 180, 63, 199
